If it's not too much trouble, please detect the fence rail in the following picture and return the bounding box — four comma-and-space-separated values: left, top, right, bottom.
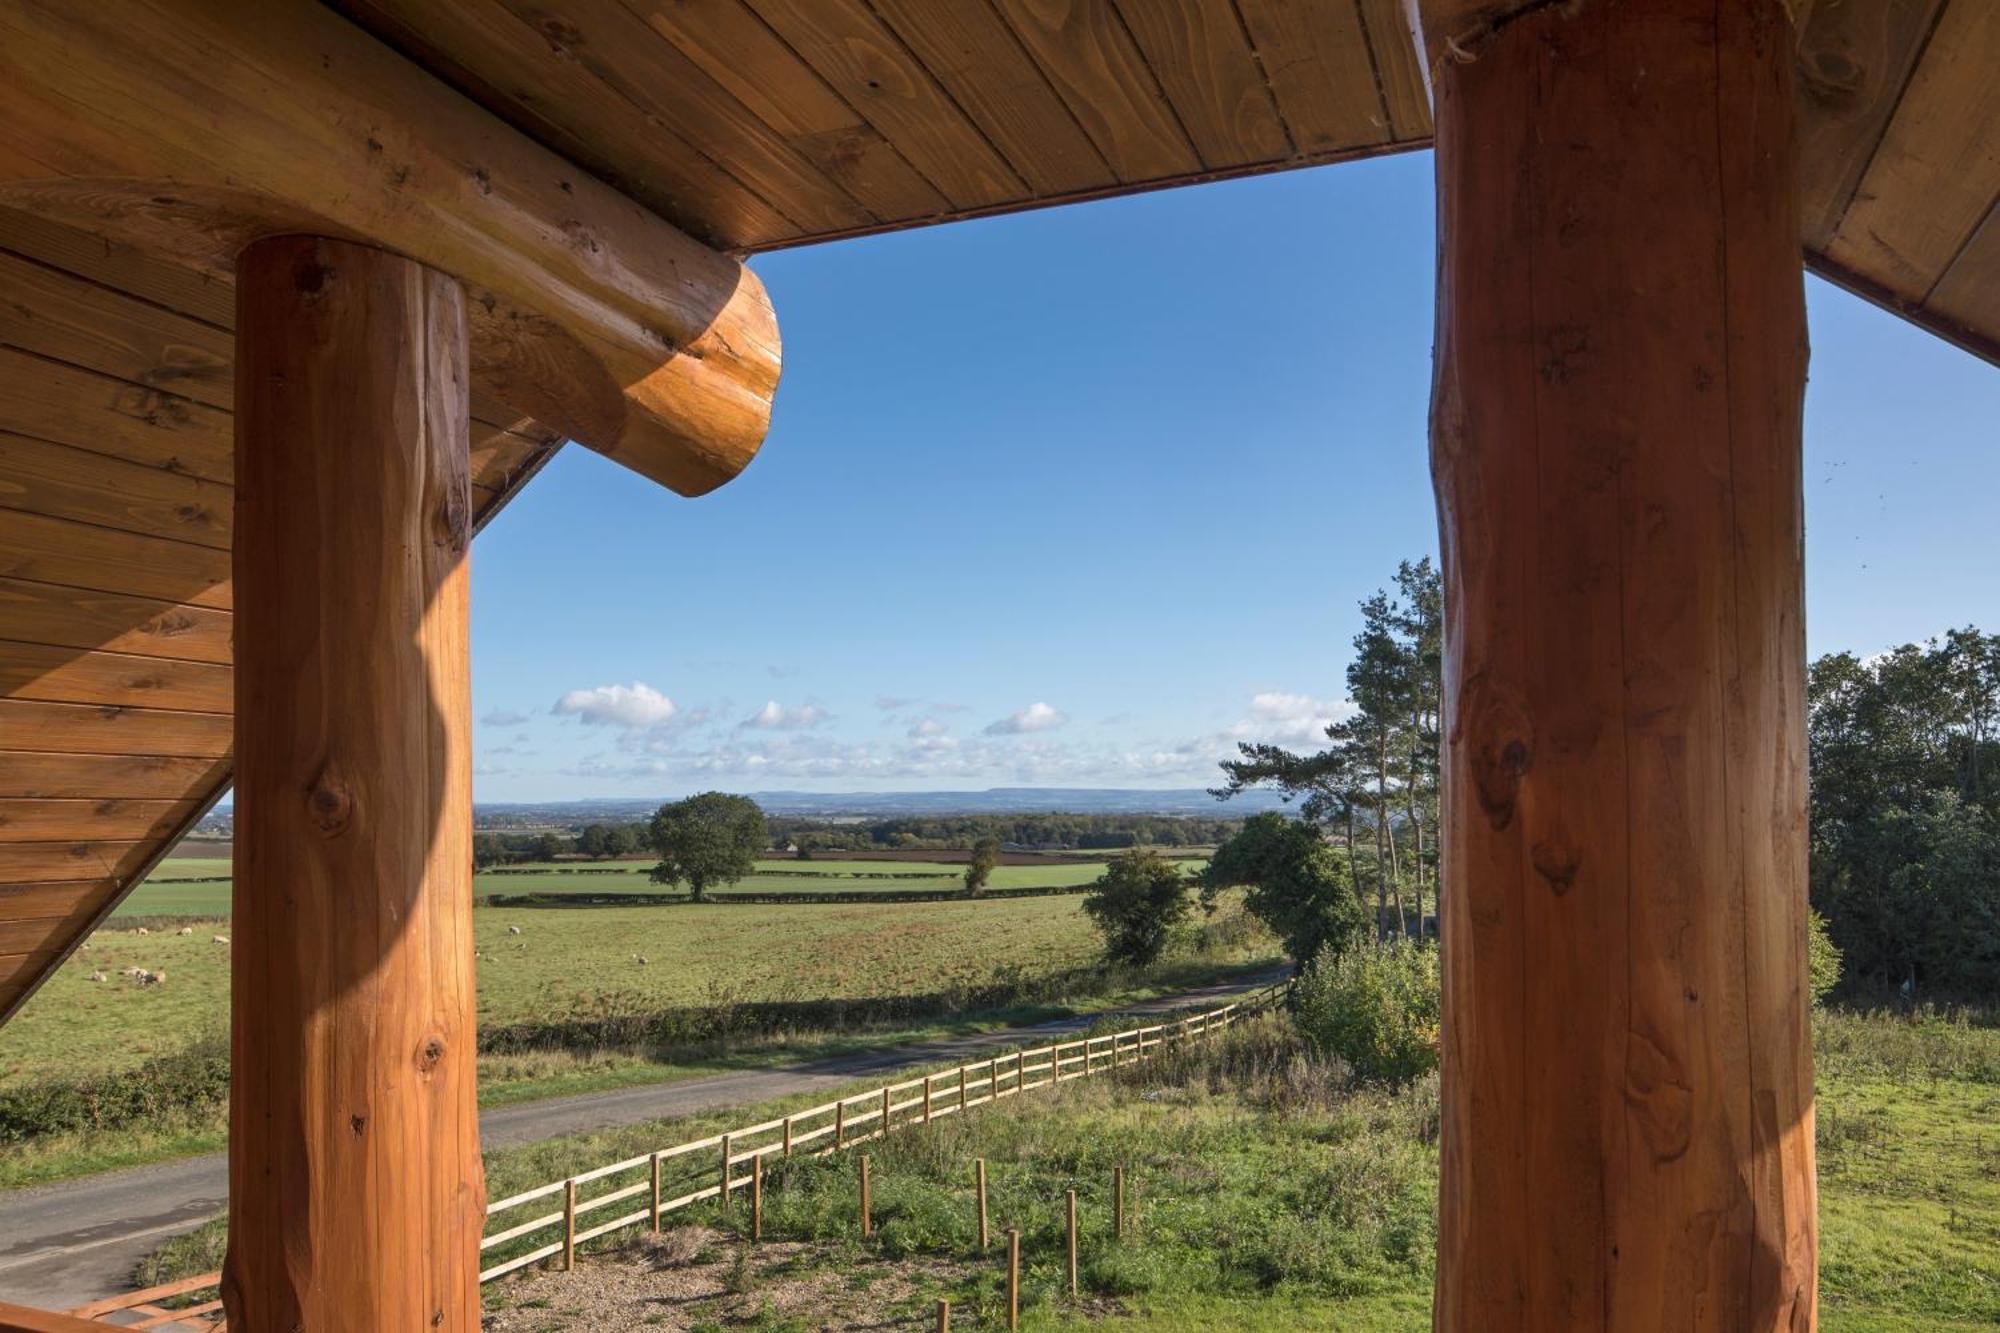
66, 982, 1286, 1328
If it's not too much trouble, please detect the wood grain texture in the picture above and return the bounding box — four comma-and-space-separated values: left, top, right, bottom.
0, 431, 232, 551
1354, 0, 1431, 137
0, 641, 232, 713
0, 753, 229, 801
1824, 0, 2000, 297
0, 840, 151, 885
1113, 0, 1290, 168
0, 699, 232, 757
0, 0, 779, 497
0, 512, 229, 609
745, 0, 1026, 209
867, 0, 1115, 196
1237, 0, 1394, 153
0, 348, 233, 484
225, 236, 483, 1331
990, 0, 1202, 182
1426, 1, 1816, 1327
0, 577, 233, 666
0, 798, 196, 845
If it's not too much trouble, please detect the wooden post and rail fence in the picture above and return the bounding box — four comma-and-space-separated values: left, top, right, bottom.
45, 983, 1286, 1328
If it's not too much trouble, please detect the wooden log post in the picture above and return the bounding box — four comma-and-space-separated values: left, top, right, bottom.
752, 1152, 765, 1242
976, 1158, 990, 1251
225, 235, 484, 1331
1419, 1, 1818, 1329
1005, 1228, 1021, 1331
859, 1154, 873, 1238
720, 1134, 734, 1214
1065, 1189, 1079, 1297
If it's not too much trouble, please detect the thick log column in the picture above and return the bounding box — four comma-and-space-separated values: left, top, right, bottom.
227, 236, 483, 1329
1426, 1, 1816, 1329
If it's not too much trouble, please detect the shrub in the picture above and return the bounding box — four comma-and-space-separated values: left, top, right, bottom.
1808, 907, 1842, 1006
1083, 849, 1192, 966
1291, 939, 1441, 1085
1202, 813, 1369, 966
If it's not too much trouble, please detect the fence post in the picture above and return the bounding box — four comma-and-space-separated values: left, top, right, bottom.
881, 1085, 892, 1140
923, 1073, 933, 1124
783, 1114, 794, 1158
562, 1178, 577, 1271
990, 1058, 1000, 1101
720, 1133, 733, 1214
1066, 1189, 1078, 1296
650, 1152, 662, 1233
1006, 1228, 1020, 1331
958, 1064, 968, 1112
1114, 1164, 1126, 1238
975, 1157, 989, 1250
936, 1297, 951, 1332
1084, 1037, 1092, 1076
752, 1152, 764, 1242
836, 1099, 846, 1149
860, 1153, 872, 1238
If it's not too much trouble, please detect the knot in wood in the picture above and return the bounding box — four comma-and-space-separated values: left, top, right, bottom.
415, 1034, 446, 1073
305, 767, 353, 836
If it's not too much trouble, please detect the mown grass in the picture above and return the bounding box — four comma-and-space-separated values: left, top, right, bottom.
136, 1004, 2000, 1330
120, 856, 1200, 915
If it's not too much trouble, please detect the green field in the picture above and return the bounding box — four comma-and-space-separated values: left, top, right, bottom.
116, 856, 1185, 916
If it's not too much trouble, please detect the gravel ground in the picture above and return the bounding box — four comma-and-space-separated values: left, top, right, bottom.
481, 1228, 974, 1331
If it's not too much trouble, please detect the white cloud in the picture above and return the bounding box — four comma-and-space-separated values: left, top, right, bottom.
552, 682, 679, 729
740, 700, 831, 730
907, 717, 949, 739
984, 702, 1066, 735
482, 709, 529, 727
1233, 691, 1351, 746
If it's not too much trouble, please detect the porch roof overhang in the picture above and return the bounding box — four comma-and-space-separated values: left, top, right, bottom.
0, 0, 1994, 1029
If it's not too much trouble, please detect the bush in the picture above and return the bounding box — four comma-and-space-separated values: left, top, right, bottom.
1291, 939, 1441, 1085
1808, 907, 1842, 1006
1082, 849, 1192, 966
0, 1035, 230, 1143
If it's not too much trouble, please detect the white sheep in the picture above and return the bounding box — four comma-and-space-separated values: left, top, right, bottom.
634, 955, 648, 965
89, 970, 107, 983
120, 966, 148, 979
139, 969, 166, 986
135, 926, 150, 936
506, 925, 523, 936
177, 926, 193, 936
212, 934, 231, 945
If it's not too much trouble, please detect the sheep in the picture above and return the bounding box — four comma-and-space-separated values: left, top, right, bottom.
633, 955, 648, 966
89, 970, 107, 983
506, 925, 523, 936
212, 934, 230, 945
177, 926, 194, 936
135, 926, 150, 936
138, 969, 166, 986
120, 966, 148, 979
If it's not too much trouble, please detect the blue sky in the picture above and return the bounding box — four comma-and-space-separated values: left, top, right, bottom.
468, 151, 1999, 802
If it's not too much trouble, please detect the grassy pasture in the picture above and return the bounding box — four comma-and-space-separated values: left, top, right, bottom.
115, 856, 1185, 916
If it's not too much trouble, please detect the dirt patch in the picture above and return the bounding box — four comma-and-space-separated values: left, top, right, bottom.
482, 1227, 975, 1331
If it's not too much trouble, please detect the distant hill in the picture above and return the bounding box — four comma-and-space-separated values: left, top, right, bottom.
472, 787, 1290, 825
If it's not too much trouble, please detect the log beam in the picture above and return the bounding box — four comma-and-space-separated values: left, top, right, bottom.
0, 0, 779, 496
226, 236, 482, 1329
1420, 0, 1817, 1328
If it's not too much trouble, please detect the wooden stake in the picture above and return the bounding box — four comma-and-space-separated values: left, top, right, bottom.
751, 1152, 764, 1242
881, 1086, 893, 1140
976, 1158, 989, 1251
650, 1152, 662, 1233
1114, 1165, 1125, 1238
1066, 1190, 1078, 1296
562, 1179, 577, 1272
1006, 1228, 1020, 1331
990, 1058, 1000, 1100
958, 1064, 968, 1112
783, 1114, 793, 1158
226, 235, 480, 1332
1421, 0, 1817, 1327
720, 1133, 733, 1214
923, 1074, 933, 1123
936, 1298, 951, 1332
836, 1100, 845, 1149
859, 1154, 872, 1238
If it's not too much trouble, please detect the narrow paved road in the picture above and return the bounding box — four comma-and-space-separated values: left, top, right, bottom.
0, 970, 1282, 1313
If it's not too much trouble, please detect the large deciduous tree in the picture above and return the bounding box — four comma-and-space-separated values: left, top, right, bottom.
1202, 813, 1368, 966
648, 792, 767, 902
1083, 848, 1193, 966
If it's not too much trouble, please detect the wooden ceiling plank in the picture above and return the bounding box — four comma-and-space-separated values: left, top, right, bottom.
1236, 0, 1394, 154
0, 641, 233, 714
0, 349, 232, 485
0, 753, 229, 801
1112, 0, 1290, 169
988, 0, 1202, 183
0, 577, 234, 668
0, 511, 230, 611
744, 0, 1027, 210
0, 897, 120, 957
0, 431, 232, 553
630, 0, 951, 222
865, 0, 1116, 196
0, 879, 119, 922
347, 0, 869, 239
0, 839, 154, 886
0, 700, 232, 758
1353, 0, 1430, 139
1794, 0, 1950, 252
0, 798, 200, 845
1825, 1, 2000, 299
0, 208, 233, 328
0, 250, 233, 411
1923, 200, 2000, 360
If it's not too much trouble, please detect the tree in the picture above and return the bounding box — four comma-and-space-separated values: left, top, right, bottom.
1083, 849, 1192, 967
648, 792, 766, 902
1204, 813, 1369, 966
534, 831, 566, 863
964, 836, 1000, 894
577, 823, 614, 859
472, 833, 509, 871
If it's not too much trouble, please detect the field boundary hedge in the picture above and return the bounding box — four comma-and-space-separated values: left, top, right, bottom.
474, 884, 1093, 908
